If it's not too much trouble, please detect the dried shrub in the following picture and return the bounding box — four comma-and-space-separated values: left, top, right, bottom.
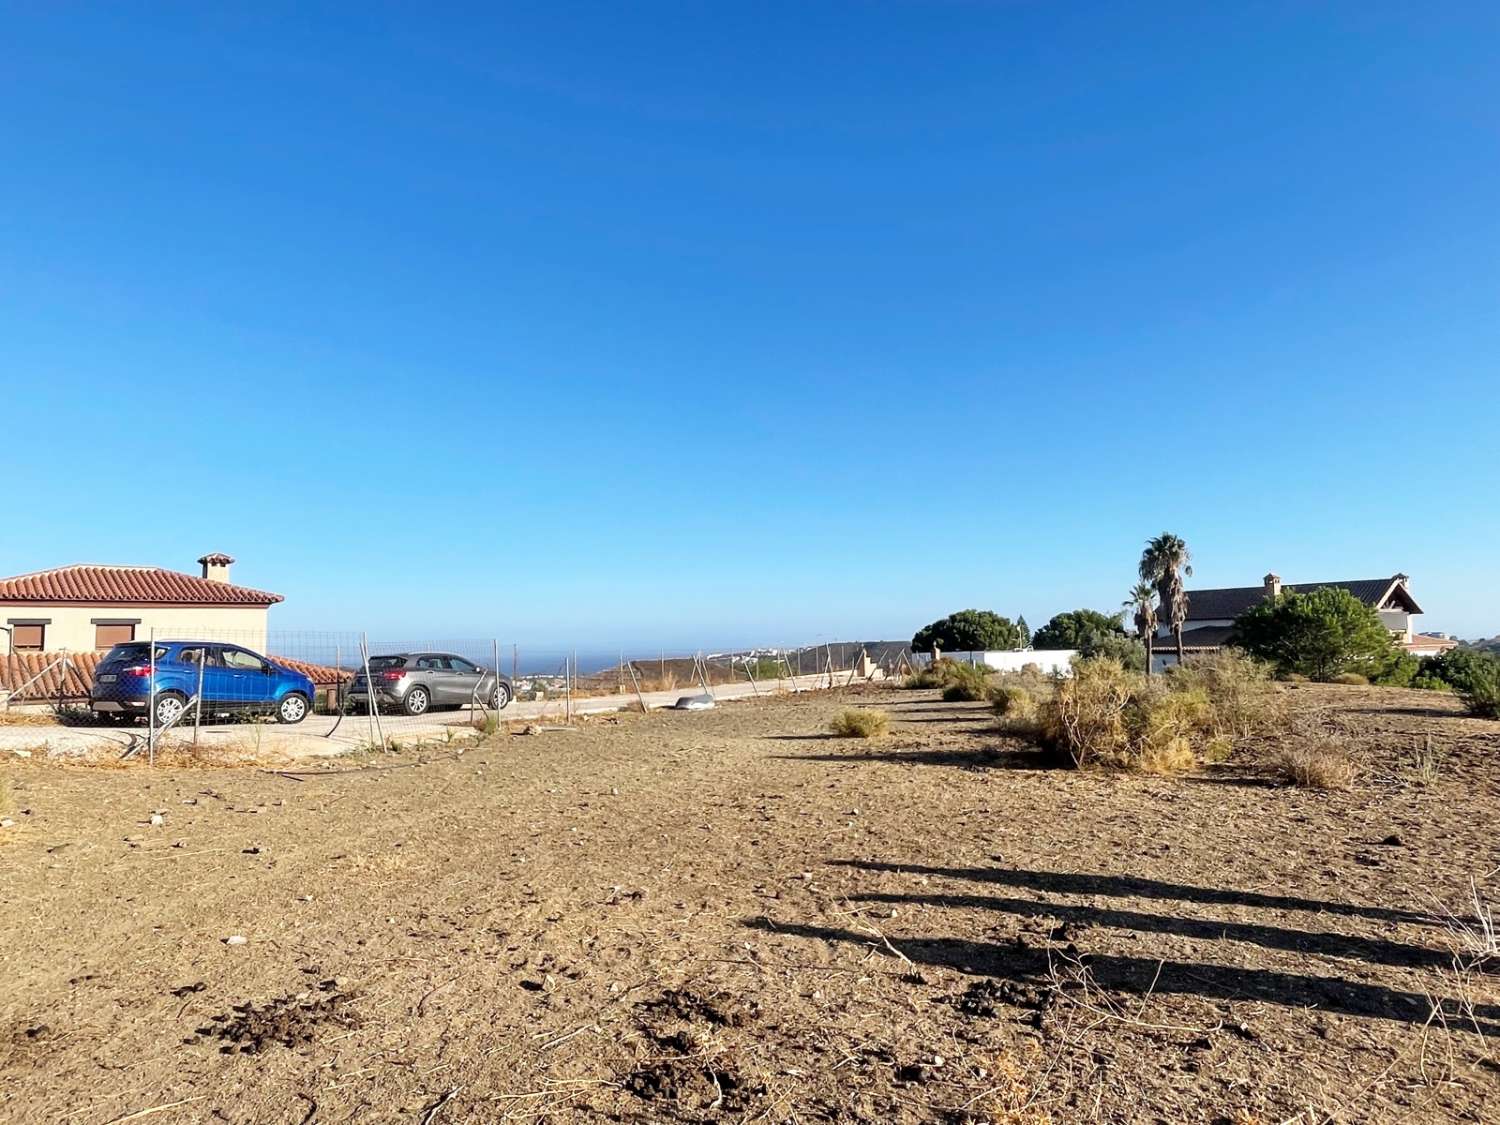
1169, 649, 1285, 742
1277, 744, 1356, 789
1033, 659, 1218, 773
1036, 659, 1135, 769
908, 658, 977, 691
829, 708, 889, 739
1330, 672, 1370, 686
939, 662, 993, 702
991, 684, 1038, 721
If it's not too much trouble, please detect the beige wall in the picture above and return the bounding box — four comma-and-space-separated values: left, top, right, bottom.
0, 604, 270, 655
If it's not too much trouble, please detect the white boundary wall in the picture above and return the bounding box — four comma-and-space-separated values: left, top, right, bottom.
972, 650, 1078, 676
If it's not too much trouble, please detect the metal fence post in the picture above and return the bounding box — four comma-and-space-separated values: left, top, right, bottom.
361, 632, 383, 748
193, 648, 205, 747
147, 627, 156, 766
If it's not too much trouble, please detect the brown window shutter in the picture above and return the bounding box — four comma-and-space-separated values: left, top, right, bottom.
95, 623, 136, 649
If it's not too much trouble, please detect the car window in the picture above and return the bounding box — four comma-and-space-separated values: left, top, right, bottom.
446, 657, 478, 674
368, 656, 407, 671
175, 646, 222, 667
222, 648, 268, 672
106, 642, 169, 665
415, 655, 444, 671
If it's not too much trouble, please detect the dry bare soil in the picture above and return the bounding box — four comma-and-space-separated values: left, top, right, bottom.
3, 683, 1499, 1123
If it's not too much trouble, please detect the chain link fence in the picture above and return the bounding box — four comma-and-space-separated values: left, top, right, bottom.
0, 628, 919, 759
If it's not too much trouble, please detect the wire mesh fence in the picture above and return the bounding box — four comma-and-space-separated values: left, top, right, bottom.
0, 627, 922, 758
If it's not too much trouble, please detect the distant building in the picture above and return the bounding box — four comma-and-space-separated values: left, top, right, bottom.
1406, 632, 1459, 659
0, 553, 281, 655
1152, 572, 1426, 672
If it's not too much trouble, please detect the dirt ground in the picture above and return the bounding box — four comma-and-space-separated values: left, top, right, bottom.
2, 682, 1499, 1124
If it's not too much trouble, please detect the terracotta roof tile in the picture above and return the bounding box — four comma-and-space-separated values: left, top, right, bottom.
0, 565, 282, 606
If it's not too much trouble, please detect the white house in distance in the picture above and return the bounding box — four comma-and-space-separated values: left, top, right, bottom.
0, 553, 282, 655
1152, 572, 1427, 672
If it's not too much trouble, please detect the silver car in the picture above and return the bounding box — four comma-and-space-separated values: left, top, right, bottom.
347, 652, 512, 716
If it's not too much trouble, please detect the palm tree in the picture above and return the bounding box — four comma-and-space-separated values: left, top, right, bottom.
1125, 581, 1158, 675
1139, 533, 1193, 665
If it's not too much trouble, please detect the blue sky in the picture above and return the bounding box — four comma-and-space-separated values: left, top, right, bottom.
3, 2, 1497, 647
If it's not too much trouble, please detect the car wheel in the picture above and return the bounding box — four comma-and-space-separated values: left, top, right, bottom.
492, 682, 512, 710
277, 693, 309, 724
403, 686, 431, 716
153, 692, 187, 728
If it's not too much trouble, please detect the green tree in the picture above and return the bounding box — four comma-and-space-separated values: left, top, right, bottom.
1124, 582, 1159, 675
912, 610, 1022, 654
1230, 587, 1398, 681
1017, 614, 1031, 648
1032, 608, 1127, 651
1031, 609, 1145, 669
1419, 647, 1496, 694
1139, 533, 1193, 664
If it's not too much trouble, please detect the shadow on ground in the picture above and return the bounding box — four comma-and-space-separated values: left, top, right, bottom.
773, 745, 1055, 770
751, 858, 1486, 1033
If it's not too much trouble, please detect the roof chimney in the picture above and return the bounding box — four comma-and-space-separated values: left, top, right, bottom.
198, 552, 235, 583
1263, 572, 1282, 600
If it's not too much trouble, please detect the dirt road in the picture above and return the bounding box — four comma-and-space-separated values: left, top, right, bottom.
2, 683, 1497, 1122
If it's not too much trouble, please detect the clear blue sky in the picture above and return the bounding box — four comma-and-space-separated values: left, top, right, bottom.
3, 2, 1497, 648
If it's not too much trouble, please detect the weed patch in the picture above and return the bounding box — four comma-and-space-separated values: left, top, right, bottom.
829, 709, 889, 739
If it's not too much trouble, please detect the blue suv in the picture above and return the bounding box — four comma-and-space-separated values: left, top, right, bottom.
90, 640, 316, 727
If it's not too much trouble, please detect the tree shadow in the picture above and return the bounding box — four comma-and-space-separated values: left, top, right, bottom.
893, 716, 996, 725
849, 890, 1450, 970
1347, 705, 1464, 719
773, 746, 1060, 770
742, 919, 1498, 1034
828, 860, 1435, 925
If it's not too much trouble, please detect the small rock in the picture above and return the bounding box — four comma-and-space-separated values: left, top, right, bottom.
0, 818, 14, 829
12, 749, 32, 758
1380, 833, 1403, 846
149, 813, 165, 827
610, 787, 620, 796
223, 935, 248, 946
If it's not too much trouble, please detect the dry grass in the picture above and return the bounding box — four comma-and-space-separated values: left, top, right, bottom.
1168, 650, 1285, 742
1276, 744, 1356, 789
1330, 672, 1370, 686
992, 684, 1039, 721
829, 708, 889, 739
937, 663, 994, 702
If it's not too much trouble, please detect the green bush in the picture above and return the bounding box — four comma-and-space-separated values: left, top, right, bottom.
1232, 587, 1400, 682
1457, 654, 1500, 719
1033, 609, 1144, 670
1419, 648, 1494, 695
830, 708, 890, 738
1412, 673, 1453, 693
